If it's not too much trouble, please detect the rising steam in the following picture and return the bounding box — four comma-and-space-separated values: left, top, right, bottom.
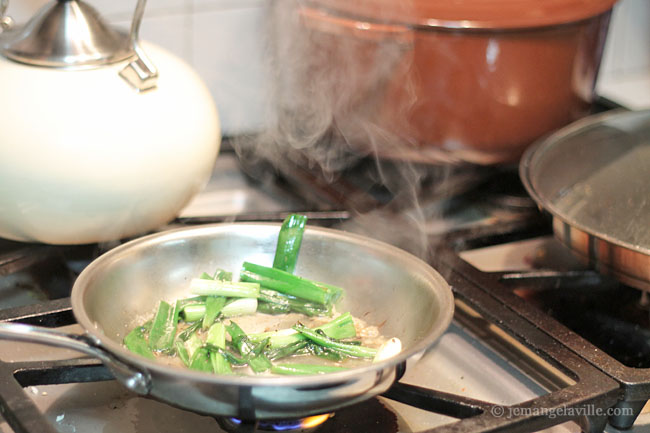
233, 0, 461, 258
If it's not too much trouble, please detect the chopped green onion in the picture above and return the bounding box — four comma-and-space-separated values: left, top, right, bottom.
189, 278, 260, 298
265, 340, 309, 361
209, 346, 247, 366
176, 296, 206, 311
250, 328, 300, 349
259, 289, 331, 316
124, 325, 154, 359
321, 283, 344, 304
148, 301, 179, 352
181, 304, 206, 323
261, 288, 329, 314
306, 342, 345, 361
210, 351, 233, 374
247, 337, 272, 373
222, 298, 258, 317
249, 312, 356, 349
273, 214, 308, 274
176, 321, 201, 342
175, 340, 190, 366
293, 325, 377, 359
270, 364, 349, 375
241, 262, 336, 305
189, 347, 212, 372
206, 322, 226, 349
288, 300, 332, 317
248, 354, 272, 373
226, 321, 254, 356
185, 333, 203, 360
257, 301, 291, 315
213, 268, 233, 281
257, 289, 291, 314
317, 312, 357, 340
142, 320, 153, 332
202, 296, 226, 329
259, 288, 292, 305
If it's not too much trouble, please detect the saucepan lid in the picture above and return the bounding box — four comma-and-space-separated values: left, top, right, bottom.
520, 109, 650, 290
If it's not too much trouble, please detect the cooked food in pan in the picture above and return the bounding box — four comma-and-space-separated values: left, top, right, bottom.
123, 214, 401, 375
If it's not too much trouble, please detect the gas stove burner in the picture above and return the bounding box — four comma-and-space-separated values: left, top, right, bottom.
217, 414, 332, 432
213, 398, 401, 433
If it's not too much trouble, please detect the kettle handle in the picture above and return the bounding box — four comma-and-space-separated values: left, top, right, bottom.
0, 0, 13, 32
119, 0, 159, 92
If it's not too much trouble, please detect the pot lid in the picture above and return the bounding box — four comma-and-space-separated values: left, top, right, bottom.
0, 0, 132, 68
306, 0, 619, 29
520, 108, 650, 257
520, 109, 650, 291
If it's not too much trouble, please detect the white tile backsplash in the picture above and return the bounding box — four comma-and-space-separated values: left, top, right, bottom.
192, 0, 265, 12
597, 0, 650, 108
619, 0, 650, 73
600, 0, 650, 79
191, 6, 271, 135
113, 12, 195, 67
6, 0, 188, 24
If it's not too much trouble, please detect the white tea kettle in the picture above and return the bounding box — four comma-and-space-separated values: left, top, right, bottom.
0, 0, 220, 244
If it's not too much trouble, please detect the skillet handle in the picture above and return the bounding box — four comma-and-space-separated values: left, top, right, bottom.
0, 322, 151, 395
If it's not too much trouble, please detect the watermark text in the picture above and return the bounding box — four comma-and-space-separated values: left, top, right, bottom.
490, 405, 634, 420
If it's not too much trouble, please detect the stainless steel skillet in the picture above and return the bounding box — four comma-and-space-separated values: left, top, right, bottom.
0, 223, 454, 419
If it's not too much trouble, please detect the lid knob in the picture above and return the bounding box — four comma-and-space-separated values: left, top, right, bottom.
0, 0, 133, 68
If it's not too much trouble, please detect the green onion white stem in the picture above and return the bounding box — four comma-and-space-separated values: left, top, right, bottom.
222, 298, 258, 317
372, 337, 402, 363
206, 322, 226, 349
189, 278, 260, 298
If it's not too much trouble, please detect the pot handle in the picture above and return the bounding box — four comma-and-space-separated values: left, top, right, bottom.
299, 7, 413, 44
119, 0, 158, 92
0, 322, 151, 395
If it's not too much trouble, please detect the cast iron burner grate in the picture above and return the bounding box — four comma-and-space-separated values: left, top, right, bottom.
436, 217, 650, 429
0, 213, 639, 433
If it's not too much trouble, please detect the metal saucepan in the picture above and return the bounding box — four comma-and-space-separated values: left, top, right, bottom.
0, 223, 454, 419
520, 108, 650, 291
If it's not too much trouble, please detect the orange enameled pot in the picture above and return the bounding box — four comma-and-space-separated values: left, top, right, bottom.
287, 0, 618, 164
